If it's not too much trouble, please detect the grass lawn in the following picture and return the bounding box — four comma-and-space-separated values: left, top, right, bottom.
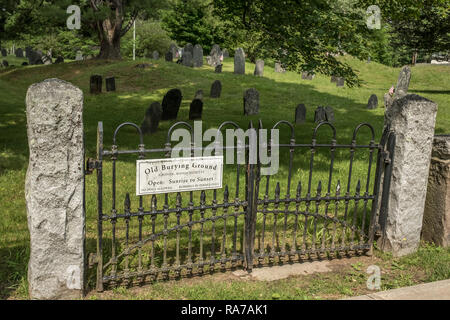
0, 53, 449, 299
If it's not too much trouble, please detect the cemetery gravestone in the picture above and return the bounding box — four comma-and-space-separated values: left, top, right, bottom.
141, 102, 162, 134
395, 66, 411, 97
324, 106, 335, 123
182, 51, 193, 67
254, 59, 264, 77
367, 94, 378, 109
189, 99, 203, 120
90, 75, 103, 94
210, 80, 222, 98
55, 56, 64, 64
314, 106, 327, 123
194, 90, 204, 101
152, 51, 159, 60
75, 51, 83, 61
295, 104, 307, 124
25, 47, 32, 58
2, 60, 8, 67
106, 77, 116, 92
336, 77, 345, 87
29, 50, 43, 65
302, 72, 315, 80
244, 88, 260, 115
234, 48, 245, 75
331, 75, 338, 83
169, 44, 178, 58
193, 44, 203, 68
42, 55, 52, 65
165, 51, 173, 62
161, 89, 183, 120
184, 43, 194, 57
16, 48, 24, 58
275, 62, 286, 73
215, 64, 223, 73
222, 49, 229, 58
1, 49, 6, 57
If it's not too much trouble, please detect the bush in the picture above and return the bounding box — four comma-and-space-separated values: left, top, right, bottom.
121, 20, 173, 59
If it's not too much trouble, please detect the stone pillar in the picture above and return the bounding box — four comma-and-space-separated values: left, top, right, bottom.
382, 94, 438, 256
422, 135, 450, 247
25, 78, 85, 299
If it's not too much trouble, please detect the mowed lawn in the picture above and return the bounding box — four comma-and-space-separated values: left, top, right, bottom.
0, 54, 449, 299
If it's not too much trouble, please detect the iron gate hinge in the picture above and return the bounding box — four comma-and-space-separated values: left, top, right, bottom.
85, 158, 101, 175
88, 253, 98, 268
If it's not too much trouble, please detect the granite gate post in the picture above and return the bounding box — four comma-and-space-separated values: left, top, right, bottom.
381, 94, 438, 256
25, 78, 85, 299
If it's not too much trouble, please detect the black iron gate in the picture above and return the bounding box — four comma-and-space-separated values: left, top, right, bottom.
86, 120, 395, 292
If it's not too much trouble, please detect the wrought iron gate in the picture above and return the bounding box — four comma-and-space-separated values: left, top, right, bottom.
86, 120, 395, 292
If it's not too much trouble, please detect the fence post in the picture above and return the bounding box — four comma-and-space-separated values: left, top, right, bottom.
25, 78, 85, 299
381, 94, 438, 256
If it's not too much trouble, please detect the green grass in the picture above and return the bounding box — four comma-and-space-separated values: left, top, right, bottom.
0, 54, 449, 299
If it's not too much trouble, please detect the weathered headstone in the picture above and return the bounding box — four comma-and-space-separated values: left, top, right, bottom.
301, 72, 315, 80
336, 77, 345, 87
193, 44, 203, 68
423, 135, 450, 247
182, 51, 193, 67
184, 43, 194, 57
161, 89, 183, 120
314, 106, 327, 123
169, 43, 178, 59
210, 80, 222, 98
254, 59, 264, 77
141, 102, 162, 134
15, 48, 23, 58
382, 94, 438, 256
210, 44, 221, 57
75, 51, 83, 61
215, 64, 223, 73
165, 51, 173, 62
1, 48, 6, 57
55, 56, 64, 64
324, 106, 335, 123
274, 62, 286, 73
106, 77, 116, 92
367, 94, 378, 109
152, 51, 159, 60
244, 88, 259, 115
90, 75, 102, 94
234, 48, 245, 75
208, 45, 222, 67
395, 66, 411, 97
26, 78, 85, 299
194, 90, 204, 101
295, 104, 307, 124
189, 99, 203, 120
28, 50, 43, 65
2, 60, 8, 67
41, 55, 52, 65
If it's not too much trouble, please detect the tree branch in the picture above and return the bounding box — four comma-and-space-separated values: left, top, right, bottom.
120, 9, 138, 37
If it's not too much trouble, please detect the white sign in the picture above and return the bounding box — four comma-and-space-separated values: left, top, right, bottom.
136, 156, 223, 195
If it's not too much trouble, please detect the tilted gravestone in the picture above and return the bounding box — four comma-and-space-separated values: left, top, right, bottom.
182, 51, 193, 67
90, 75, 103, 94
336, 77, 345, 87
106, 77, 116, 92
210, 80, 222, 98
193, 44, 203, 68
244, 88, 260, 115
208, 45, 222, 67
189, 99, 203, 120
28, 50, 43, 65
314, 106, 327, 123
55, 56, 64, 64
141, 102, 162, 134
367, 94, 378, 109
274, 62, 286, 73
1, 49, 7, 57
215, 64, 223, 73
295, 104, 307, 124
385, 66, 412, 109
16, 48, 24, 58
234, 48, 245, 75
2, 60, 9, 67
254, 59, 264, 77
165, 51, 173, 62
26, 78, 85, 299
194, 90, 204, 101
302, 72, 315, 80
152, 51, 159, 60
41, 55, 52, 65
161, 89, 183, 120
222, 49, 229, 58
169, 43, 178, 59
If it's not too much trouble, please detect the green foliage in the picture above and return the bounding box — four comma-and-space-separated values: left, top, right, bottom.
121, 20, 173, 59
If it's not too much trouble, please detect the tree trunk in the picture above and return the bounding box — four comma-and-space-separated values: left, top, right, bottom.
98, 36, 122, 60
